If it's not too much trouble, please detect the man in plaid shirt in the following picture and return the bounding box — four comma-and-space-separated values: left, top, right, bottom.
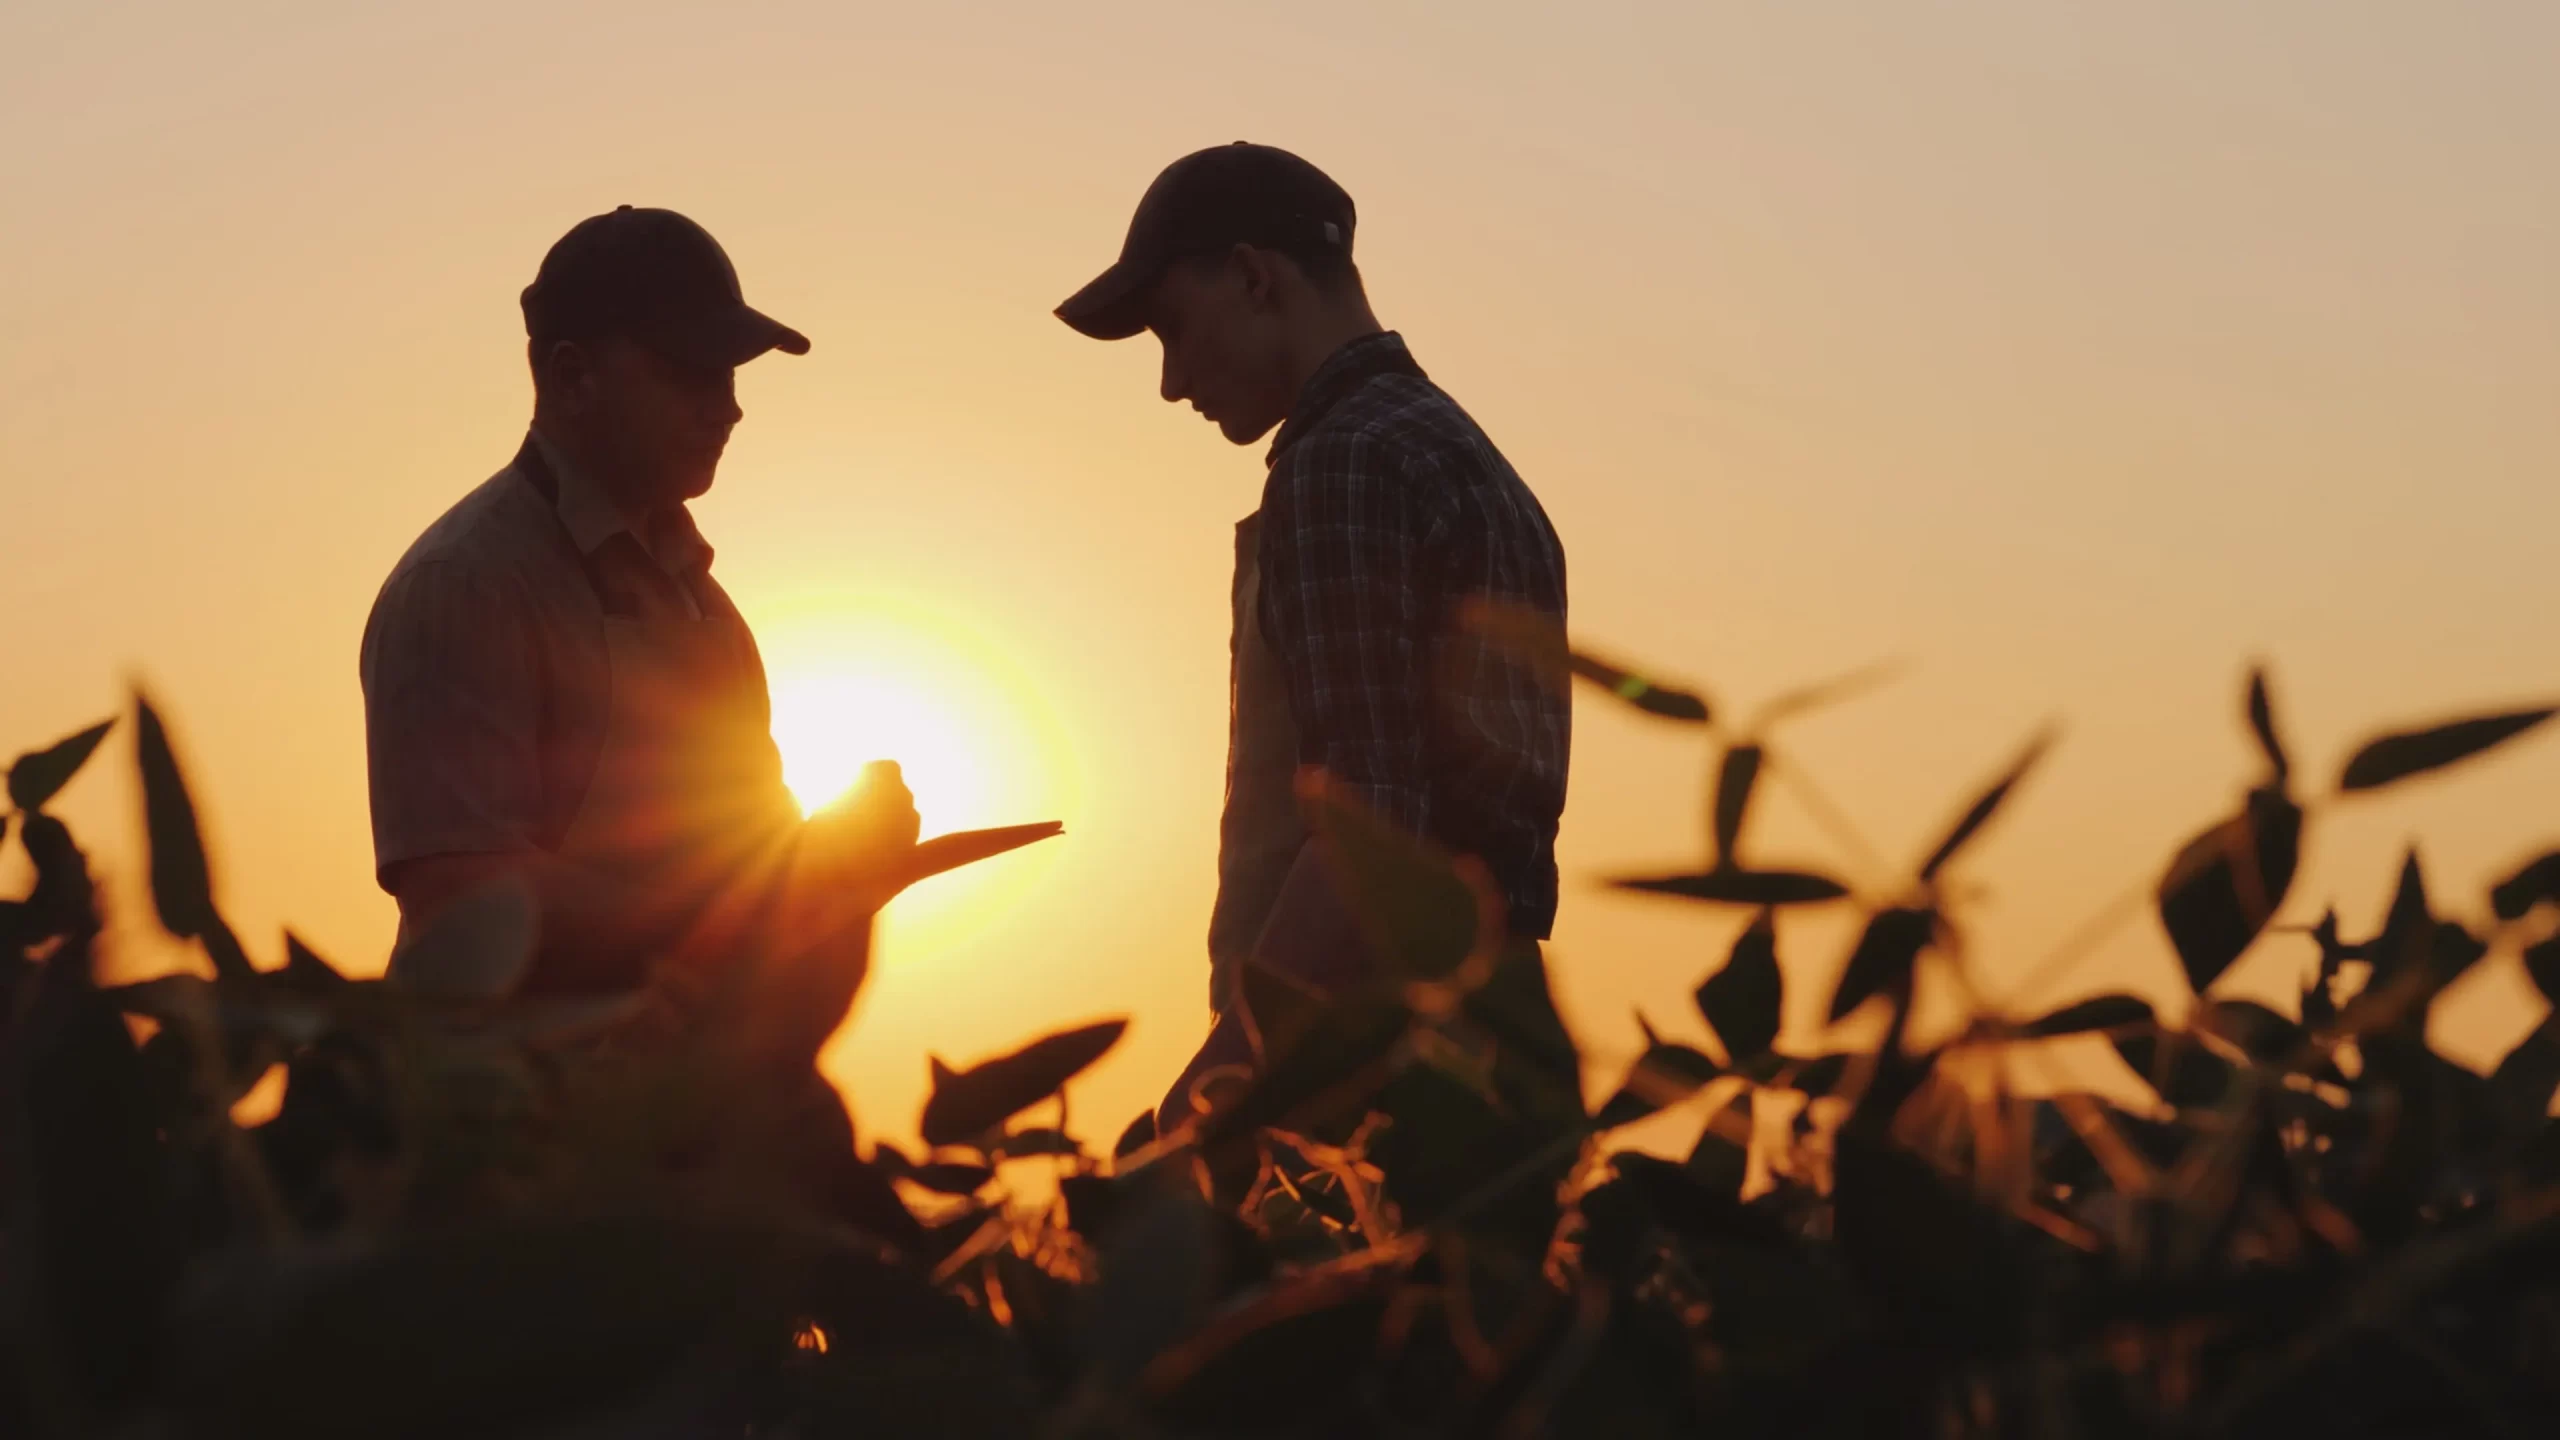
1058, 143, 1570, 1119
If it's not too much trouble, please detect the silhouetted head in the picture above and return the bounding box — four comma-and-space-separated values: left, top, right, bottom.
1057, 144, 1378, 447
521, 206, 807, 506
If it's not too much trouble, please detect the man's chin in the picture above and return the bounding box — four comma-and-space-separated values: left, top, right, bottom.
1217, 414, 1281, 446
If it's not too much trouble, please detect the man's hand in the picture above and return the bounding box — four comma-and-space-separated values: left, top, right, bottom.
803, 759, 925, 912
799, 761, 1064, 919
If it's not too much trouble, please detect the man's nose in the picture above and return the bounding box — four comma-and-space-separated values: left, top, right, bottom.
1159, 352, 1187, 405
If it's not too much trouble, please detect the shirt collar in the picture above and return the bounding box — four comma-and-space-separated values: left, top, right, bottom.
527, 426, 713, 578
1263, 330, 1420, 469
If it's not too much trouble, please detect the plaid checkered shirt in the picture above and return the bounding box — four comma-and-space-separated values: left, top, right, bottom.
1257, 331, 1570, 939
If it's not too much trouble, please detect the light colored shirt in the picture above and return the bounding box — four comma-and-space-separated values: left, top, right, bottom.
532, 428, 708, 618
358, 430, 754, 884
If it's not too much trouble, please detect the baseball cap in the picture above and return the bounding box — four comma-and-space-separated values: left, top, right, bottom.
1055, 143, 1356, 341
521, 206, 810, 369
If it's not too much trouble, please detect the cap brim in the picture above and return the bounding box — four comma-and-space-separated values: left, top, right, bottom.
724, 304, 810, 362
652, 304, 810, 369
1054, 257, 1155, 341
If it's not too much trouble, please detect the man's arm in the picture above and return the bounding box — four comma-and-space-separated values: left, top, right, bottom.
362, 558, 698, 983
1256, 428, 1439, 834
366, 560, 943, 999
1247, 430, 1443, 995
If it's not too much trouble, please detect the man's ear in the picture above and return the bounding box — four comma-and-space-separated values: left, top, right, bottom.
536, 339, 595, 412
1233, 243, 1283, 313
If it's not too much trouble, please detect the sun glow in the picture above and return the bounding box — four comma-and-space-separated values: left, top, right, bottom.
756, 597, 1073, 952
769, 668, 988, 822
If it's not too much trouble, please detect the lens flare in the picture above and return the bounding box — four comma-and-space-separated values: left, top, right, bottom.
754, 594, 1072, 956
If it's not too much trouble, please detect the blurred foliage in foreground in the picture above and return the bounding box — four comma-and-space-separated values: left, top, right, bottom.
5, 646, 2560, 1439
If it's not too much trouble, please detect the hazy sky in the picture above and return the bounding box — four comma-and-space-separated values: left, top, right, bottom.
5, 1, 2556, 1146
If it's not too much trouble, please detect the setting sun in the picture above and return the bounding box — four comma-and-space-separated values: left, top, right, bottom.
753, 594, 1076, 953
769, 668, 986, 821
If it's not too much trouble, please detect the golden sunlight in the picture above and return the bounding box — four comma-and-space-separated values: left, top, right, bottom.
769, 668, 986, 821
755, 595, 1075, 954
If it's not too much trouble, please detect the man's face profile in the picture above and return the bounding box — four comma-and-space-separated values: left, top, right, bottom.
1146, 250, 1291, 447
545, 336, 742, 504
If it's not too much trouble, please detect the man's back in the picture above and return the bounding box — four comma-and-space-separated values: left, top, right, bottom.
360, 459, 618, 885
1257, 331, 1570, 939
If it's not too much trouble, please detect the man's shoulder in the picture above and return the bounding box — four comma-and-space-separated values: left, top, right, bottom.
1269, 375, 1443, 491
361, 463, 593, 683
1279, 368, 1534, 511
376, 465, 561, 603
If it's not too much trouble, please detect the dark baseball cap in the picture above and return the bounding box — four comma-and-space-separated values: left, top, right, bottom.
1055, 142, 1356, 341
521, 205, 809, 369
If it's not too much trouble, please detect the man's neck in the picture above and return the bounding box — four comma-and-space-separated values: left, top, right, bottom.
528, 414, 655, 518
1277, 303, 1387, 419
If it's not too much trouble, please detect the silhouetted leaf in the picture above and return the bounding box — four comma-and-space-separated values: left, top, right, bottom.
136, 696, 233, 959
1828, 906, 1936, 1021
1918, 728, 2054, 882
2492, 850, 2560, 922
1752, 659, 1901, 728
1677, 1089, 1752, 1198
1569, 649, 1710, 723
280, 931, 346, 991
2157, 787, 2300, 994
1613, 867, 1849, 908
8, 718, 113, 812
1299, 775, 1489, 981
921, 1019, 1128, 1147
105, 972, 217, 1029
1373, 1059, 1552, 1232
909, 1162, 995, 1195
2113, 1030, 2230, 1109
2246, 667, 2288, 784
2366, 851, 2436, 988
1779, 1052, 1852, 1098
996, 1127, 1082, 1159
1612, 1150, 1794, 1251
1711, 744, 1763, 867
1060, 1173, 1123, 1239
1114, 1110, 1157, 1160
2339, 705, 2556, 792
2200, 999, 2306, 1064
20, 811, 95, 934
2426, 918, 2488, 991
1697, 911, 1782, 1061
1595, 1043, 1721, 1128
2528, 938, 2560, 1007
2301, 906, 2360, 997
2021, 993, 2154, 1039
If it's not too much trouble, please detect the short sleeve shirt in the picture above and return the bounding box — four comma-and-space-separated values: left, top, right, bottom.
357, 431, 730, 887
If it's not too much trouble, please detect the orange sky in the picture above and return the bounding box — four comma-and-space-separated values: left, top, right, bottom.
5, 1, 2556, 1148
